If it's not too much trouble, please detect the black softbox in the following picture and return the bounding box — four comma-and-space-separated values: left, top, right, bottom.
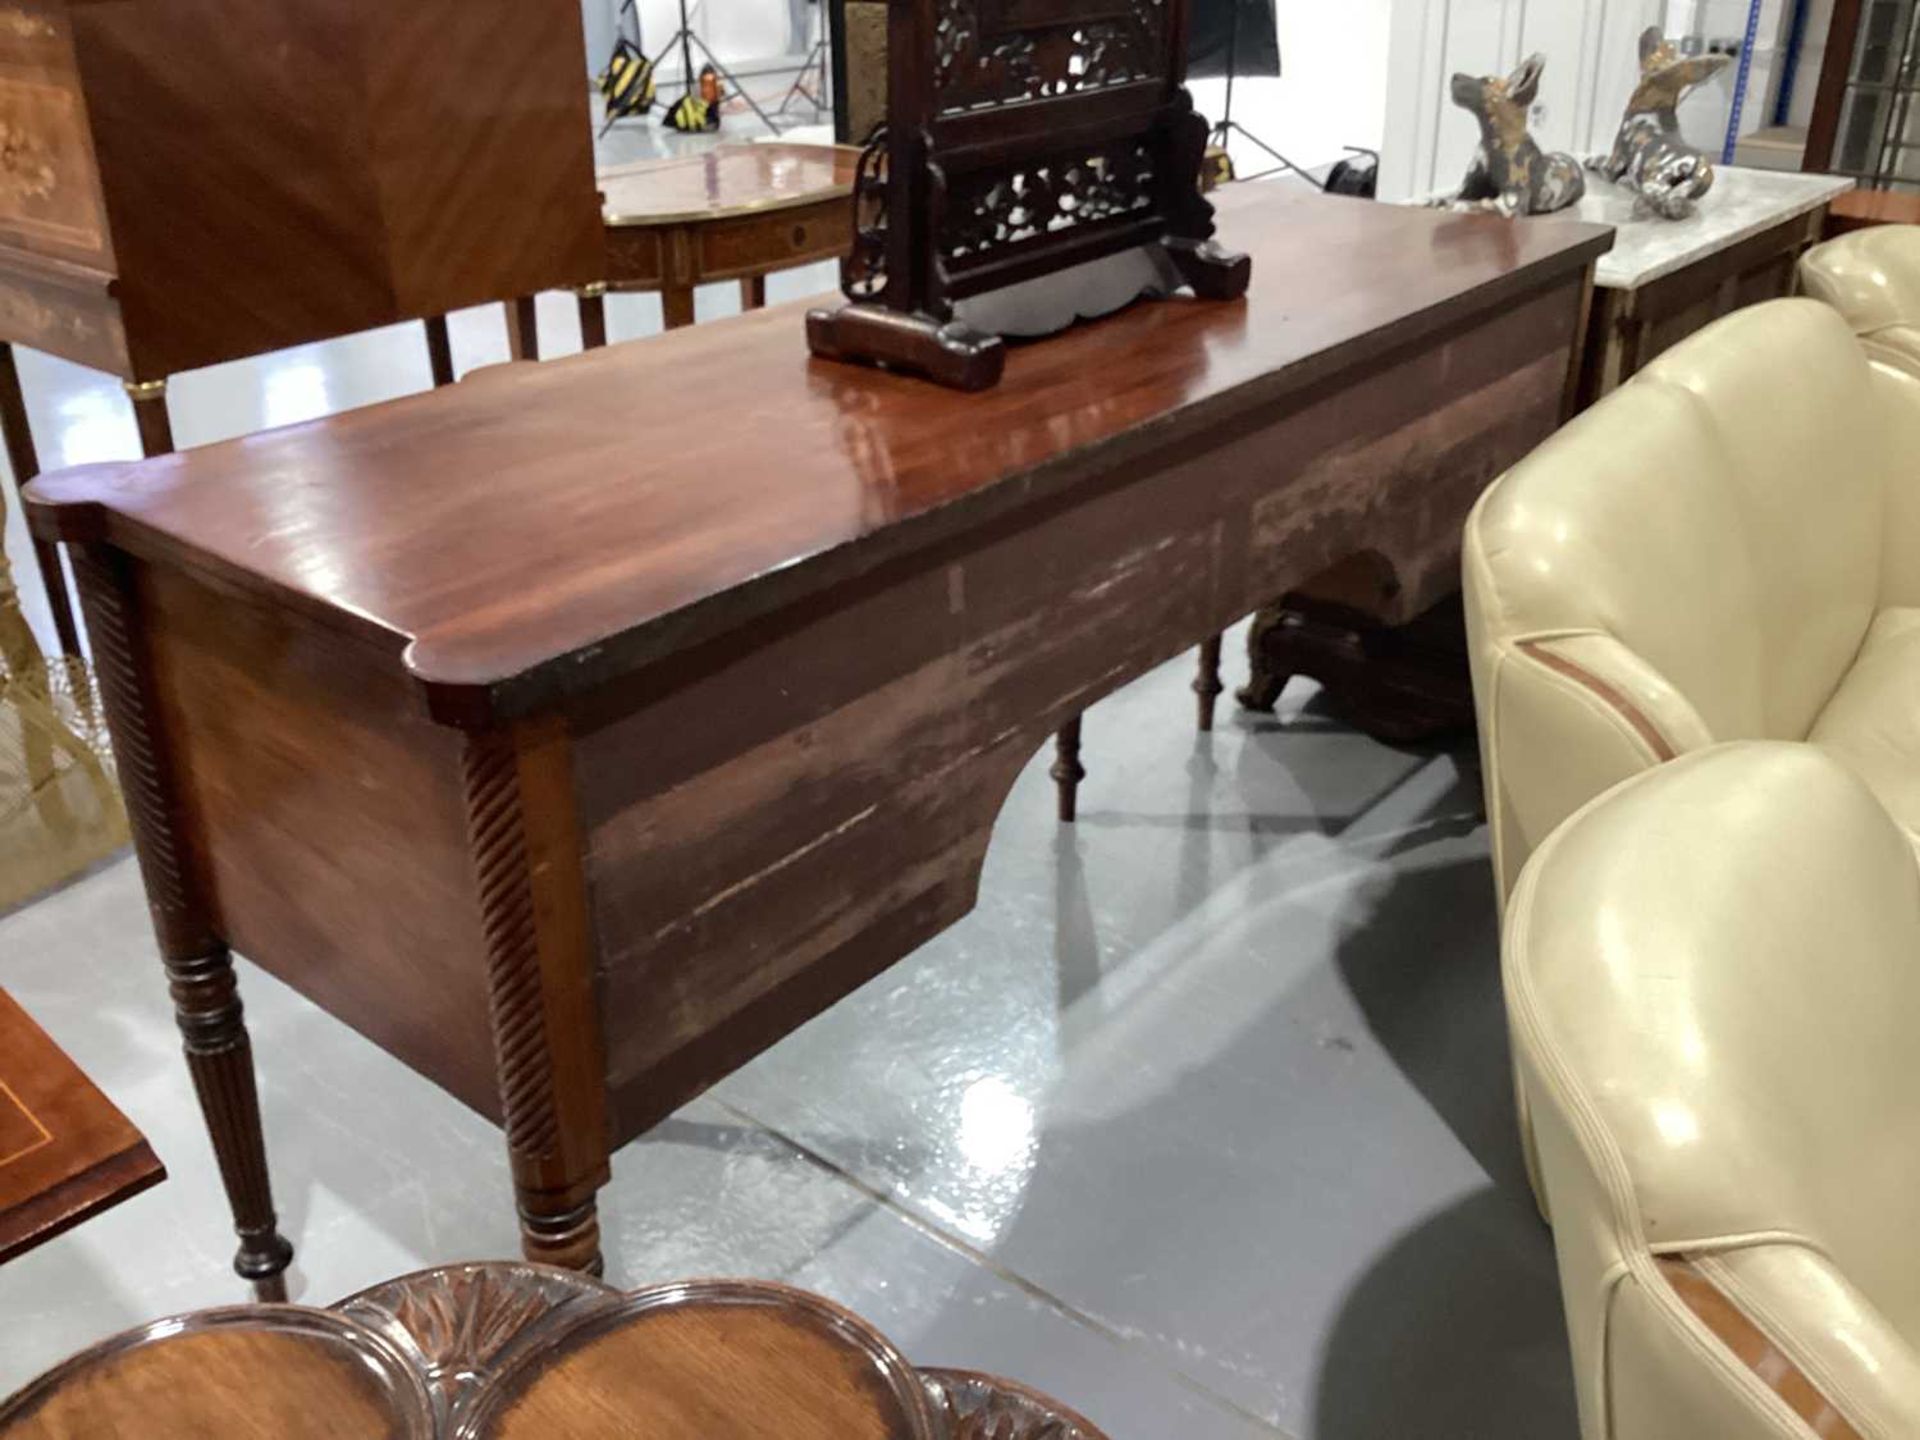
1187, 0, 1280, 79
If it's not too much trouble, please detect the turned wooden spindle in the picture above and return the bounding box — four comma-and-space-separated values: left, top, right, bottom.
1051, 717, 1086, 824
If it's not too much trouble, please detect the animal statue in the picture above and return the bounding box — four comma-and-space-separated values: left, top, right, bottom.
1591, 26, 1732, 219
1442, 54, 1586, 217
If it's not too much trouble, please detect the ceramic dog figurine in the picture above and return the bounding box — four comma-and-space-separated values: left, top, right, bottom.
1442, 54, 1585, 217
1591, 27, 1732, 219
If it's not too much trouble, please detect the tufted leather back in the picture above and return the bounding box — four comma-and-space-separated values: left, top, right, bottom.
1466, 299, 1891, 901
1507, 743, 1920, 1437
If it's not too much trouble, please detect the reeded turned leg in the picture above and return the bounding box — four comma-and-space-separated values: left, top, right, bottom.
576, 283, 610, 351
124, 378, 174, 457
1052, 717, 1085, 824
424, 315, 456, 387
72, 545, 292, 1299
166, 945, 296, 1299
1193, 634, 1224, 732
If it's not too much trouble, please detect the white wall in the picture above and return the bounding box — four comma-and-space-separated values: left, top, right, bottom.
1380, 0, 1789, 201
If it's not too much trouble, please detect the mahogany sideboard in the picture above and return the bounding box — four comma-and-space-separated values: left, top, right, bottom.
0, 1263, 1107, 1438
0, 985, 163, 1264
0, 0, 600, 663
24, 183, 1611, 1293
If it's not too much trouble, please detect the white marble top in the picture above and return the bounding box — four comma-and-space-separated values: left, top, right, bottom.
1575, 167, 1853, 291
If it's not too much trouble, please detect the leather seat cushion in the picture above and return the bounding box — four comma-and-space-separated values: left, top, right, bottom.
1810, 607, 1920, 841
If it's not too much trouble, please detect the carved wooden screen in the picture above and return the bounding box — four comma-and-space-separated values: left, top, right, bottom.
809, 0, 1246, 389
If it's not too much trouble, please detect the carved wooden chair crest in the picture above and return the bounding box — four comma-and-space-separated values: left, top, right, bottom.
808, 0, 1250, 389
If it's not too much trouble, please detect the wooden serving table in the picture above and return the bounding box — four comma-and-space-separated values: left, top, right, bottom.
0, 0, 600, 664
0, 986, 163, 1264
573, 143, 859, 344
1241, 166, 1852, 735
0, 1263, 1106, 1438
23, 184, 1609, 1293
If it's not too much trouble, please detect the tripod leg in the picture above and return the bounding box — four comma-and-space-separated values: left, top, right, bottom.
688, 31, 784, 134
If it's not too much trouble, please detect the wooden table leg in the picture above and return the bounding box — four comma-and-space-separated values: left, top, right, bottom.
0, 343, 79, 658
1051, 717, 1085, 824
740, 274, 767, 311
461, 724, 611, 1275
1193, 633, 1223, 732
72, 544, 294, 1300
576, 284, 610, 351
424, 315, 456, 387
124, 379, 174, 457
661, 285, 696, 330
505, 296, 541, 363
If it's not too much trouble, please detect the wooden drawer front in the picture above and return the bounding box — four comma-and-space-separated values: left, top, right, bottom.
696, 201, 853, 280
0, 5, 109, 268
0, 255, 124, 373
604, 225, 666, 289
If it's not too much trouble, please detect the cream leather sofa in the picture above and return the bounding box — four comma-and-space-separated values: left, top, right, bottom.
1465, 296, 1920, 907
1800, 224, 1920, 381
1508, 741, 1920, 1440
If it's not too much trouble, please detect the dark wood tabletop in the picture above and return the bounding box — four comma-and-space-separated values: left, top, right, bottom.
26, 185, 1612, 726
0, 987, 163, 1264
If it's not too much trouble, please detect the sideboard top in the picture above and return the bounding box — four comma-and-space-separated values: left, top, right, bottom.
27, 184, 1611, 726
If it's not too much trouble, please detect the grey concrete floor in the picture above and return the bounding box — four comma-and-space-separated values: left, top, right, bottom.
0, 127, 1576, 1438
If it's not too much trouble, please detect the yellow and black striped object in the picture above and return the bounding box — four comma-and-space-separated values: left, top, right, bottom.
597, 39, 657, 126
666, 65, 724, 133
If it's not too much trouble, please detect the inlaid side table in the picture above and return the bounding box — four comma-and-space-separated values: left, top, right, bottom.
570, 142, 860, 345
1237, 166, 1855, 735
0, 986, 163, 1264
0, 1263, 1109, 1439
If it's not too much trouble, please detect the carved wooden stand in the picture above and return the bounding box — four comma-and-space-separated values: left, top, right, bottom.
1237, 594, 1474, 743
1, 1263, 1112, 1438
807, 0, 1249, 389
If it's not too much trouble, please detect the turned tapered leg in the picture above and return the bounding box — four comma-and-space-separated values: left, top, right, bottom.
1194, 634, 1224, 732
505, 296, 541, 363
424, 315, 456, 387
461, 724, 611, 1274
576, 283, 610, 351
72, 545, 292, 1298
1052, 717, 1085, 824
0, 343, 79, 659
166, 945, 296, 1298
661, 284, 696, 330
740, 274, 767, 311
124, 379, 174, 457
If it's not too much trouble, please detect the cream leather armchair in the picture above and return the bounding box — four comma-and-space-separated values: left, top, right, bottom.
1465, 296, 1920, 907
1800, 224, 1920, 380
1508, 742, 1920, 1440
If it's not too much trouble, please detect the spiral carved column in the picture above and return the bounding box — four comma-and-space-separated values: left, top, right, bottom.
73, 545, 293, 1298
461, 725, 609, 1275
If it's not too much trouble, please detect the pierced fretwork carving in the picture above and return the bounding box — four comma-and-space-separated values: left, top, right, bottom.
934, 0, 1164, 113
942, 141, 1156, 265
806, 0, 1248, 389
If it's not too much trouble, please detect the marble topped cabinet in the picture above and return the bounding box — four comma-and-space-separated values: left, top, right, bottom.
1571, 167, 1853, 405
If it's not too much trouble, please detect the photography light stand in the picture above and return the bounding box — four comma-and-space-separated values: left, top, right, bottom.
1207, 1, 1309, 183
778, 4, 830, 118
610, 0, 786, 135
